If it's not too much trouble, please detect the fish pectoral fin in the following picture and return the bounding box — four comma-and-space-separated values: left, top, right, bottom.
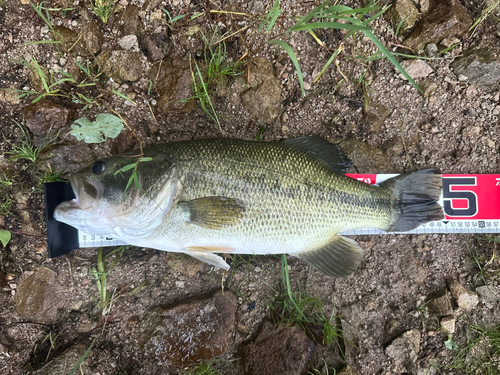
184, 250, 231, 270
281, 136, 352, 174
294, 235, 364, 279
178, 197, 246, 229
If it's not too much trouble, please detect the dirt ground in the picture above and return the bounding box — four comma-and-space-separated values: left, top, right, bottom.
1, 0, 500, 374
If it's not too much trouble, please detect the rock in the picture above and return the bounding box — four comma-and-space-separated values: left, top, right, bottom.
399, 255, 428, 285
140, 291, 237, 367
23, 98, 77, 146
15, 268, 68, 324
420, 80, 438, 98
80, 21, 103, 55
52, 25, 79, 52
0, 88, 21, 104
451, 42, 500, 93
99, 50, 144, 83
120, 4, 143, 36
364, 98, 390, 131
118, 34, 138, 51
403, 0, 472, 52
37, 343, 91, 375
424, 43, 438, 57
48, 141, 96, 173
141, 34, 167, 62
401, 59, 434, 79
440, 316, 456, 334
385, 329, 421, 373
154, 56, 195, 113
384, 0, 419, 34
341, 138, 393, 173
427, 289, 454, 316
240, 57, 282, 125
241, 321, 315, 375
447, 279, 479, 311
475, 285, 500, 309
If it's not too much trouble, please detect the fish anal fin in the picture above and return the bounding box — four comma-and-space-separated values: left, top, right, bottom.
295, 235, 364, 279
184, 250, 230, 270
179, 197, 246, 229
281, 136, 352, 174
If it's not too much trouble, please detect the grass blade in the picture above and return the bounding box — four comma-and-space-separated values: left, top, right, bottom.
270, 39, 305, 97
67, 340, 95, 375
362, 30, 422, 94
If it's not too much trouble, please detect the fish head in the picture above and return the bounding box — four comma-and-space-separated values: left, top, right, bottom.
54, 151, 182, 239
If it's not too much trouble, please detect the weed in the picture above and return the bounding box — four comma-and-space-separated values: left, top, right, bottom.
89, 246, 127, 315
182, 29, 243, 130
308, 358, 334, 375
470, 1, 500, 36
269, 1, 421, 95
162, 8, 186, 30
468, 239, 499, 288
67, 339, 95, 375
113, 156, 153, 199
90, 0, 114, 23
0, 196, 13, 216
6, 122, 52, 166
187, 360, 223, 375
268, 254, 343, 347
0, 172, 14, 190
449, 323, 500, 374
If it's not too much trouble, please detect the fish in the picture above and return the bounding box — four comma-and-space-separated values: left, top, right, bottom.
54, 137, 443, 278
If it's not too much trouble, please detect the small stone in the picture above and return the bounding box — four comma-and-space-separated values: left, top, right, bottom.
150, 10, 163, 21
385, 329, 421, 373
174, 280, 185, 288
425, 43, 438, 57
427, 289, 454, 316
118, 34, 138, 51
441, 316, 456, 334
80, 21, 104, 55
451, 41, 500, 93
476, 285, 500, 309
240, 57, 283, 124
23, 98, 77, 146
440, 37, 461, 48
0, 88, 21, 104
403, 0, 472, 52
98, 50, 144, 83
384, 0, 419, 34
364, 98, 390, 131
447, 279, 479, 311
401, 59, 434, 79
120, 5, 144, 36
341, 138, 393, 173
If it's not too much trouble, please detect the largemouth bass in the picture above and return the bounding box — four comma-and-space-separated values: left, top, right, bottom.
54, 137, 443, 278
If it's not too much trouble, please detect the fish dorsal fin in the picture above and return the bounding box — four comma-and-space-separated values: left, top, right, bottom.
178, 197, 246, 229
280, 136, 352, 174
294, 235, 363, 279
184, 250, 231, 270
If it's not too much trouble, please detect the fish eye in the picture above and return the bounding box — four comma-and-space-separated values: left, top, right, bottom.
92, 161, 106, 174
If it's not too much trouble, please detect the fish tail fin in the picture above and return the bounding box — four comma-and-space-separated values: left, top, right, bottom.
381, 169, 443, 232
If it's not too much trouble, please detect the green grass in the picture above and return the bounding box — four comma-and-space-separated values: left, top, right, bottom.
470, 0, 500, 36
89, 246, 127, 316
0, 196, 13, 216
268, 255, 343, 347
269, 1, 421, 95
187, 360, 223, 375
449, 323, 500, 374
90, 0, 114, 23
6, 122, 52, 166
182, 29, 243, 130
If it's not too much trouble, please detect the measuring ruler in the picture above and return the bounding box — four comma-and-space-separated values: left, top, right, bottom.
340, 174, 500, 235
45, 175, 500, 256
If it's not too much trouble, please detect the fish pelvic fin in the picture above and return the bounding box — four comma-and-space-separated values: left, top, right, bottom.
184, 250, 231, 270
178, 197, 246, 229
381, 169, 444, 232
294, 235, 364, 279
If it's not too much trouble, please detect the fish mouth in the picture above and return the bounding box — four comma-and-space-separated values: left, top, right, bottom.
68, 176, 104, 210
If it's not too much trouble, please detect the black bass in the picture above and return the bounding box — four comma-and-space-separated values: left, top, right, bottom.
54, 137, 443, 278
